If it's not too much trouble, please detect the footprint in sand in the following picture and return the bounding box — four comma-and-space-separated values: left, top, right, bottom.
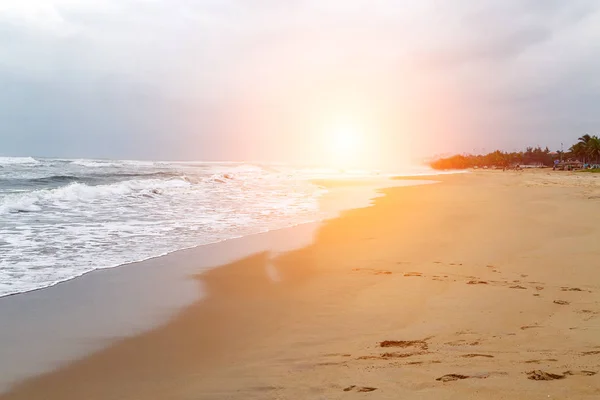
467, 280, 488, 285
520, 325, 542, 330
380, 340, 429, 350
436, 372, 499, 382
358, 339, 431, 360
524, 359, 558, 364
406, 360, 442, 365
564, 370, 597, 376
317, 361, 347, 366
581, 350, 600, 356
510, 285, 527, 290
436, 374, 469, 382
462, 354, 494, 358
357, 352, 425, 360
553, 300, 570, 305
404, 272, 422, 277
527, 370, 565, 380
343, 386, 377, 392
527, 370, 597, 380
561, 287, 584, 292
380, 351, 427, 359
445, 339, 481, 346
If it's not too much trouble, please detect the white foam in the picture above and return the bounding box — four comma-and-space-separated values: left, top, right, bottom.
0, 196, 42, 214
70, 159, 157, 168
0, 161, 331, 297
0, 160, 436, 298
0, 178, 191, 214
70, 159, 121, 168
0, 157, 39, 166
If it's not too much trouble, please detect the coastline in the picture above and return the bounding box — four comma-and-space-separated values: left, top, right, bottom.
4, 170, 600, 399
0, 176, 436, 393
0, 174, 435, 300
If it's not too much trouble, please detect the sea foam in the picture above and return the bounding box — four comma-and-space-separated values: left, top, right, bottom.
0, 159, 327, 297
0, 157, 444, 298
0, 156, 39, 166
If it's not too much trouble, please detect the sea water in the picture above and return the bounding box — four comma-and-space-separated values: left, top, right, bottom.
0, 157, 438, 297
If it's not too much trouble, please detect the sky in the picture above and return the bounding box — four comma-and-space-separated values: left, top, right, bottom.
1, 0, 600, 167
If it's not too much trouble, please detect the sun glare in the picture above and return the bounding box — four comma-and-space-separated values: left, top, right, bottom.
327, 121, 365, 168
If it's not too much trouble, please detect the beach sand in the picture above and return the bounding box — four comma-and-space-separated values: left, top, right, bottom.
3, 170, 600, 399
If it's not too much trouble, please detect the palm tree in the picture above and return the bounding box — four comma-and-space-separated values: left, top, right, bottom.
586, 136, 600, 165
569, 142, 586, 162
572, 134, 593, 164
578, 134, 592, 145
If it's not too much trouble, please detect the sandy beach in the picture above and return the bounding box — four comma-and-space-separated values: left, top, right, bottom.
3, 170, 600, 399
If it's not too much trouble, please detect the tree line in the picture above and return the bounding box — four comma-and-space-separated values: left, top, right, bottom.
430, 134, 600, 170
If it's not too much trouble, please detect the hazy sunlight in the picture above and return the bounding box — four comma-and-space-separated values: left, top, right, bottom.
326, 120, 366, 169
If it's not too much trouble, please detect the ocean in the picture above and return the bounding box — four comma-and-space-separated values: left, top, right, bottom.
0, 156, 432, 298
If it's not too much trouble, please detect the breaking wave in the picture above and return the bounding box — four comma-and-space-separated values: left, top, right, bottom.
0, 156, 39, 166
2, 157, 420, 298
0, 178, 191, 214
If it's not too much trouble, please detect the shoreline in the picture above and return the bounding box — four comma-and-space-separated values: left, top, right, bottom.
5, 170, 597, 399
0, 177, 436, 393
0, 176, 436, 301
0, 220, 323, 393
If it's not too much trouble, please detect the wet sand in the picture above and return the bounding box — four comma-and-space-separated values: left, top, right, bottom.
3, 170, 600, 399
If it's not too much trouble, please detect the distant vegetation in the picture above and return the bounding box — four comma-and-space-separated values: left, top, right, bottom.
430, 134, 600, 170
578, 168, 600, 173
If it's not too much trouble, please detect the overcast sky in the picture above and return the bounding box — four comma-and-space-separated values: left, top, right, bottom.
1, 0, 600, 165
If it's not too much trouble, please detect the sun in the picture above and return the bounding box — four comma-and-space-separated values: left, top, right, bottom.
327, 121, 364, 168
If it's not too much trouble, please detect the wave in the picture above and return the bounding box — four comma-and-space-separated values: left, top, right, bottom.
70, 160, 122, 168
70, 159, 157, 168
0, 178, 191, 214
0, 172, 186, 188
0, 156, 39, 166
0, 161, 335, 301
108, 171, 184, 179
28, 175, 84, 184
41, 171, 181, 182
207, 173, 235, 183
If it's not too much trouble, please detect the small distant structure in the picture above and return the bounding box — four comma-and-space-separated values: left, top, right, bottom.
554, 160, 583, 171
519, 163, 545, 168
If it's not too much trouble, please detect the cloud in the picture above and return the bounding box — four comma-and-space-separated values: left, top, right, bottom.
1, 0, 600, 161
0, 1, 67, 30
